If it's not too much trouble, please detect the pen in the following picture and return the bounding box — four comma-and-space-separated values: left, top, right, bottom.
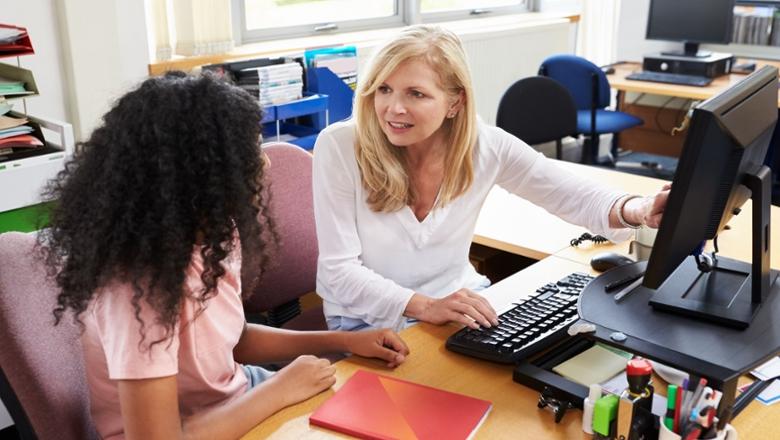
605, 271, 645, 292
613, 276, 644, 301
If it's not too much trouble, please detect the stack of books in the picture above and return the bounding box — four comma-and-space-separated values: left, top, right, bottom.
732, 6, 775, 46
305, 46, 358, 91
236, 62, 303, 107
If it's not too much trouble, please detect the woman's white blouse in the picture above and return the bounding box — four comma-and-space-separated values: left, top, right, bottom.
312, 119, 632, 330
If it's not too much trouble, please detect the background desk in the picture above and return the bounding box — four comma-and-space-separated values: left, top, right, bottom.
606, 60, 780, 160
476, 159, 780, 270
244, 255, 780, 439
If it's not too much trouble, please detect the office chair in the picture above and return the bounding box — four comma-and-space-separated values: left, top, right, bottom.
496, 76, 578, 160
539, 55, 643, 165
0, 232, 99, 440
242, 142, 327, 331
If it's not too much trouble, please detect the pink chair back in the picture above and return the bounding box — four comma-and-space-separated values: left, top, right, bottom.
243, 142, 324, 330
0, 231, 98, 439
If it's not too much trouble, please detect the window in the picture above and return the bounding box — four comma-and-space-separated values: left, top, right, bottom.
234, 0, 530, 44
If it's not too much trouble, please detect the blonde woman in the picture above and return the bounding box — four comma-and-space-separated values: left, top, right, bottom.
313, 25, 668, 332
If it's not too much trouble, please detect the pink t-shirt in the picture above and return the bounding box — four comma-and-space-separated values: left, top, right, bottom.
80, 246, 248, 439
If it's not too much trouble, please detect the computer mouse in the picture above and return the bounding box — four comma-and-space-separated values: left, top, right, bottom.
601, 66, 615, 75
590, 252, 635, 272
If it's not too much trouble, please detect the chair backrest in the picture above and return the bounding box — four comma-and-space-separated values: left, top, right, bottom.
495, 76, 578, 145
0, 232, 98, 440
243, 142, 318, 314
539, 54, 611, 111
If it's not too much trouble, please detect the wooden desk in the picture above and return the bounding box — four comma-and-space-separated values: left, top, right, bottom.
243, 255, 780, 439
474, 160, 670, 260
608, 60, 780, 108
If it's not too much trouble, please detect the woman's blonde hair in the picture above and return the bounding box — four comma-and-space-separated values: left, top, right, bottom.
354, 24, 477, 213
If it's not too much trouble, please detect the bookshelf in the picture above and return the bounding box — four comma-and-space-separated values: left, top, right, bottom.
0, 24, 75, 233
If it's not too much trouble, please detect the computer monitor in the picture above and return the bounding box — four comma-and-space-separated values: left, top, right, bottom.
646, 0, 736, 58
644, 65, 778, 329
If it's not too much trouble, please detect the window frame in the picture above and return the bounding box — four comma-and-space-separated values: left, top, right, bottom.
233, 0, 407, 44
419, 1, 529, 24
233, 0, 534, 44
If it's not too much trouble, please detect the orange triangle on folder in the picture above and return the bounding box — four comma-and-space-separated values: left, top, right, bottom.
310, 370, 492, 440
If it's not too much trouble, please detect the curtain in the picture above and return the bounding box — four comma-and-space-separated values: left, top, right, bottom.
148, 0, 173, 61
148, 0, 234, 60
576, 0, 621, 66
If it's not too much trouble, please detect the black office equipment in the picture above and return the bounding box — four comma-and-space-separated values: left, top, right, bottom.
590, 252, 636, 273
643, 66, 778, 329
642, 53, 734, 79
646, 0, 736, 59
445, 272, 594, 364
626, 71, 713, 87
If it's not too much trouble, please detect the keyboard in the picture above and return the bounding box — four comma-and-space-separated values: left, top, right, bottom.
625, 71, 712, 87
445, 272, 594, 364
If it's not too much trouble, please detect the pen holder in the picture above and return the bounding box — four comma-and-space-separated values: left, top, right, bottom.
658, 421, 737, 440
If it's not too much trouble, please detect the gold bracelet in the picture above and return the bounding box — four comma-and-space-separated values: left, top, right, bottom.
617, 195, 643, 229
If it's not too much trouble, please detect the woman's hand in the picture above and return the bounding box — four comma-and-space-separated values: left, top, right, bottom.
344, 329, 410, 368
405, 289, 499, 329
268, 355, 336, 407
624, 183, 672, 228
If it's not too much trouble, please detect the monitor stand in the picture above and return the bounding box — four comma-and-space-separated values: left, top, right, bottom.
660, 41, 712, 58
649, 167, 774, 329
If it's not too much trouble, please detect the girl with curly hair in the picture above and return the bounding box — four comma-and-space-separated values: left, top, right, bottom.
40, 71, 408, 439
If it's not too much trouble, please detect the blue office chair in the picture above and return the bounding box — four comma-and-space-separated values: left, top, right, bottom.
539, 55, 643, 164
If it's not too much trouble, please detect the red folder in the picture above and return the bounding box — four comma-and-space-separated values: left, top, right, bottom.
310, 370, 492, 440
0, 24, 34, 58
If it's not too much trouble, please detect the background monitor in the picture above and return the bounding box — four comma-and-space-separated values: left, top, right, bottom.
646, 0, 736, 58
643, 66, 778, 328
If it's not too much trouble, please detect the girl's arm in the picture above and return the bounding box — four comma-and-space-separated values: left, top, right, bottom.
233, 323, 409, 368
118, 355, 335, 440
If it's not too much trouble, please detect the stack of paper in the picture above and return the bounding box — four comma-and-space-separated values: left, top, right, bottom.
0, 115, 43, 156
0, 27, 26, 45
237, 62, 303, 107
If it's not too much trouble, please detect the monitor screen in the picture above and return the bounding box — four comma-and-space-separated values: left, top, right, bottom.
643, 65, 777, 291
646, 0, 736, 56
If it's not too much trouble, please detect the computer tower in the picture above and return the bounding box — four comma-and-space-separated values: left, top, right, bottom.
643, 52, 734, 78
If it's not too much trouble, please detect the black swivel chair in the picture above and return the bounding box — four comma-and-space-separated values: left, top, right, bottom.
496, 76, 578, 160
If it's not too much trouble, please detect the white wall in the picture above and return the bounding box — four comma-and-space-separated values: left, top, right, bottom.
2, 0, 70, 123
57, 0, 150, 140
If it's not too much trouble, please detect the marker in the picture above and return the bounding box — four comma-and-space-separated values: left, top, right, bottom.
674, 383, 683, 433
665, 384, 678, 431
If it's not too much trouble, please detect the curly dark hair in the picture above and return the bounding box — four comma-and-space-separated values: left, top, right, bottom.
39, 71, 275, 346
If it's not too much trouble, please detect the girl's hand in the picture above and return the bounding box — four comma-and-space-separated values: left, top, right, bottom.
345, 329, 410, 368
269, 355, 336, 407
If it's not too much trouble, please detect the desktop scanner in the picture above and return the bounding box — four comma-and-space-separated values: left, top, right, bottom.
590, 252, 635, 272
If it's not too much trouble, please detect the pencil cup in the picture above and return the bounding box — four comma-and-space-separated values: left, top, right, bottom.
630, 226, 657, 261
658, 422, 681, 440
714, 424, 738, 440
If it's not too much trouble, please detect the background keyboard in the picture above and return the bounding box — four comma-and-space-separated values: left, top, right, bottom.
625, 71, 712, 86
446, 272, 594, 364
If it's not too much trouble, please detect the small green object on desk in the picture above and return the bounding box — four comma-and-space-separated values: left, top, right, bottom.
592, 394, 619, 437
